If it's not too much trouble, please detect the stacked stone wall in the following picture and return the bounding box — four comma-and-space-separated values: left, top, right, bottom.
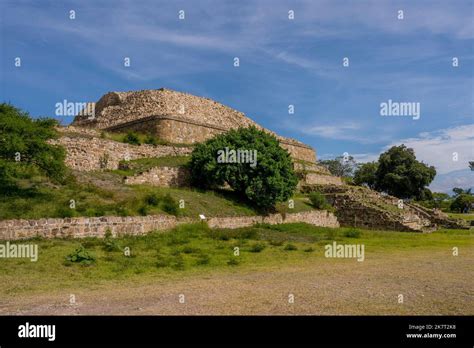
50, 136, 192, 171
125, 166, 190, 187
0, 211, 339, 241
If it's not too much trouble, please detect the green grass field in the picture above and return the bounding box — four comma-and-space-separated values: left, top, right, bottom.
1, 223, 472, 297
448, 212, 474, 222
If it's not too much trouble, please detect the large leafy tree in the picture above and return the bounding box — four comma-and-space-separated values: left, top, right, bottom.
0, 103, 67, 191
450, 193, 474, 213
374, 145, 436, 199
353, 145, 436, 199
189, 126, 298, 210
353, 162, 378, 189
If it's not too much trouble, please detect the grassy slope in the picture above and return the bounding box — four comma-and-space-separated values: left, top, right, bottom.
0, 223, 472, 297
0, 169, 315, 220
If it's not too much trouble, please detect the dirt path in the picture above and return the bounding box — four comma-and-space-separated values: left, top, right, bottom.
1, 249, 472, 315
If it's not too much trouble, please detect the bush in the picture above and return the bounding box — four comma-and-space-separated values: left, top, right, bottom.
450, 193, 474, 213
55, 205, 76, 218
195, 254, 210, 265
309, 191, 329, 210
182, 246, 200, 254
161, 193, 178, 215
0, 103, 67, 189
123, 132, 141, 145
145, 193, 160, 206
65, 246, 96, 265
144, 135, 157, 146
344, 229, 361, 238
103, 229, 121, 252
156, 255, 171, 268
189, 126, 298, 210
284, 243, 298, 251
138, 205, 148, 216
227, 258, 240, 266
170, 254, 185, 270
249, 242, 266, 253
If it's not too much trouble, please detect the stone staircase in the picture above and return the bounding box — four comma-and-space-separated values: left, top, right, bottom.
301, 184, 466, 232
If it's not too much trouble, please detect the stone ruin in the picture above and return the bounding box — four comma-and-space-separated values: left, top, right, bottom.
72, 88, 316, 163
58, 88, 466, 232
61, 88, 339, 187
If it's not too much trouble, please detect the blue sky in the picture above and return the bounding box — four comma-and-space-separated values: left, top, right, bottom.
1, 0, 473, 192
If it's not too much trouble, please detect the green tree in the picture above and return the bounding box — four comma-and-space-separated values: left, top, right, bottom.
374, 145, 436, 199
353, 162, 378, 189
453, 187, 471, 196
0, 103, 67, 191
319, 155, 357, 177
123, 131, 140, 145
189, 126, 298, 210
432, 192, 450, 209
450, 193, 474, 213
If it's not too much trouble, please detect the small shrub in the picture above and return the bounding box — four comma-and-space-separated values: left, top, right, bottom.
145, 193, 161, 206
115, 205, 131, 217
284, 243, 298, 251
55, 205, 76, 218
249, 243, 266, 253
344, 229, 361, 238
65, 246, 96, 265
138, 205, 148, 216
269, 240, 284, 247
156, 255, 171, 268
182, 246, 200, 254
309, 191, 329, 210
227, 258, 240, 266
161, 193, 179, 215
195, 254, 210, 265
123, 131, 140, 145
144, 135, 157, 146
104, 229, 112, 239
170, 254, 185, 270
99, 153, 109, 169
103, 229, 121, 252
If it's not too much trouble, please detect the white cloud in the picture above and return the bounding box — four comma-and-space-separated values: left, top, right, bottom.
293, 121, 389, 144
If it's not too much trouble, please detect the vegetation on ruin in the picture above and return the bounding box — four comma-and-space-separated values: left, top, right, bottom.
189, 126, 298, 210
0, 103, 68, 192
